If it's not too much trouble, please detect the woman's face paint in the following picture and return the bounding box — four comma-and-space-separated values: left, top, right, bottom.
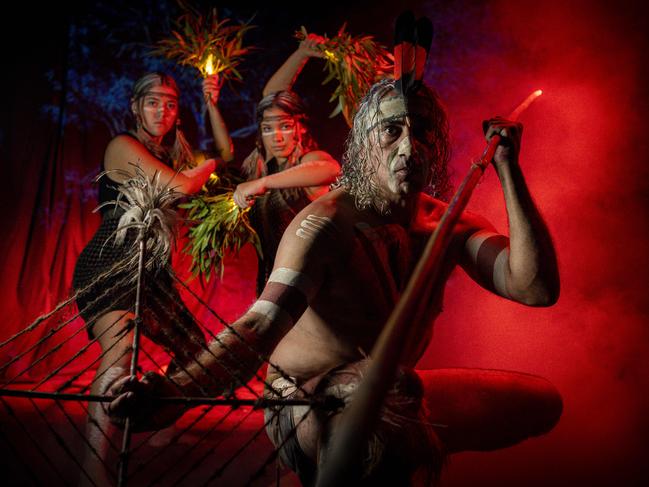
260, 107, 299, 161
134, 84, 179, 139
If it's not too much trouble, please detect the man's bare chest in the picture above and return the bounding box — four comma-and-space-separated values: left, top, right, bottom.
348, 222, 421, 305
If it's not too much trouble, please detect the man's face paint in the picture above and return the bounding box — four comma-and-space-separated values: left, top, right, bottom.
260, 107, 299, 161
366, 92, 433, 200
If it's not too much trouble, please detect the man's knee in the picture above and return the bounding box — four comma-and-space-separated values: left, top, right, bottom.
419, 368, 562, 452
481, 372, 563, 448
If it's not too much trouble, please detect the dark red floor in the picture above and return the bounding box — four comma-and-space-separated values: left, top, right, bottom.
0, 375, 301, 486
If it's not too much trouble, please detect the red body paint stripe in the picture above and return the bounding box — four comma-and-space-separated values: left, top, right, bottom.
258, 281, 308, 324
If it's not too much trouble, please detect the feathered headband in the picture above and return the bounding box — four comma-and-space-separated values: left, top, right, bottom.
393, 11, 434, 98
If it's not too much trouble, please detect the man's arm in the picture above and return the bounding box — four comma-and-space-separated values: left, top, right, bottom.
107, 202, 339, 428
461, 118, 559, 306
176, 203, 340, 395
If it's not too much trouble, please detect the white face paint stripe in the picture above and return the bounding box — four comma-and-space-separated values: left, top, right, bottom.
249, 300, 293, 328
366, 95, 408, 133
296, 214, 334, 240
261, 128, 295, 137
268, 268, 316, 300
493, 247, 511, 298
465, 230, 501, 263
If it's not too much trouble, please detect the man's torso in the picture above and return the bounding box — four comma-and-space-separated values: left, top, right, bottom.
268, 189, 481, 381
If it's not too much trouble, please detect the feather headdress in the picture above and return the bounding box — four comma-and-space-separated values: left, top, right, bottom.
393, 11, 434, 98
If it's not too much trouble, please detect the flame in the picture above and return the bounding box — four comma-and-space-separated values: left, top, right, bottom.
204, 53, 215, 76
324, 49, 336, 62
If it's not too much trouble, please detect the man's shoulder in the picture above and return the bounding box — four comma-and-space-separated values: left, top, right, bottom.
416, 192, 448, 217
286, 189, 356, 244
297, 188, 356, 222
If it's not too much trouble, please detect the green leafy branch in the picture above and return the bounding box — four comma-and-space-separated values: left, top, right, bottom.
179, 171, 261, 281
152, 4, 255, 79
296, 24, 393, 126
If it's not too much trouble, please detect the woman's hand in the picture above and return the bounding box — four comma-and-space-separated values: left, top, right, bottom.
233, 178, 267, 208
176, 158, 216, 194
297, 33, 326, 59
203, 74, 223, 106
181, 158, 216, 178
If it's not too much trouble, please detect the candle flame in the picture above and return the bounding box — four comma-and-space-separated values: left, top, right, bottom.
204, 53, 215, 76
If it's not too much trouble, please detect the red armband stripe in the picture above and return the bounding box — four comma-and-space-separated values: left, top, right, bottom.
476, 235, 509, 286
258, 281, 308, 325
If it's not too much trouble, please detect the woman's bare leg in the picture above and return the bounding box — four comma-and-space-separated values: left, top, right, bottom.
79, 310, 134, 487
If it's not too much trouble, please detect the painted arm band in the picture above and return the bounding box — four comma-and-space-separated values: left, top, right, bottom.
249, 267, 316, 328
465, 230, 511, 298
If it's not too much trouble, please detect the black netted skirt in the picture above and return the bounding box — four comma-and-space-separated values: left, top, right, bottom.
73, 213, 139, 324
72, 213, 206, 361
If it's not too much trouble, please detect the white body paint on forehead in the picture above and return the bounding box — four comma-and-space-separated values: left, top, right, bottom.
378, 95, 408, 119
249, 300, 293, 328
269, 267, 316, 299
262, 114, 294, 122
144, 90, 178, 100
366, 95, 408, 133
261, 114, 296, 136
296, 214, 333, 240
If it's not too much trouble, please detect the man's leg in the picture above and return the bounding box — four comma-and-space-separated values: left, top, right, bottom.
314, 361, 442, 486
418, 368, 562, 453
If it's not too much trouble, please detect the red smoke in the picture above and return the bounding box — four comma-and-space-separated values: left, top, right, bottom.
421, 1, 649, 485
